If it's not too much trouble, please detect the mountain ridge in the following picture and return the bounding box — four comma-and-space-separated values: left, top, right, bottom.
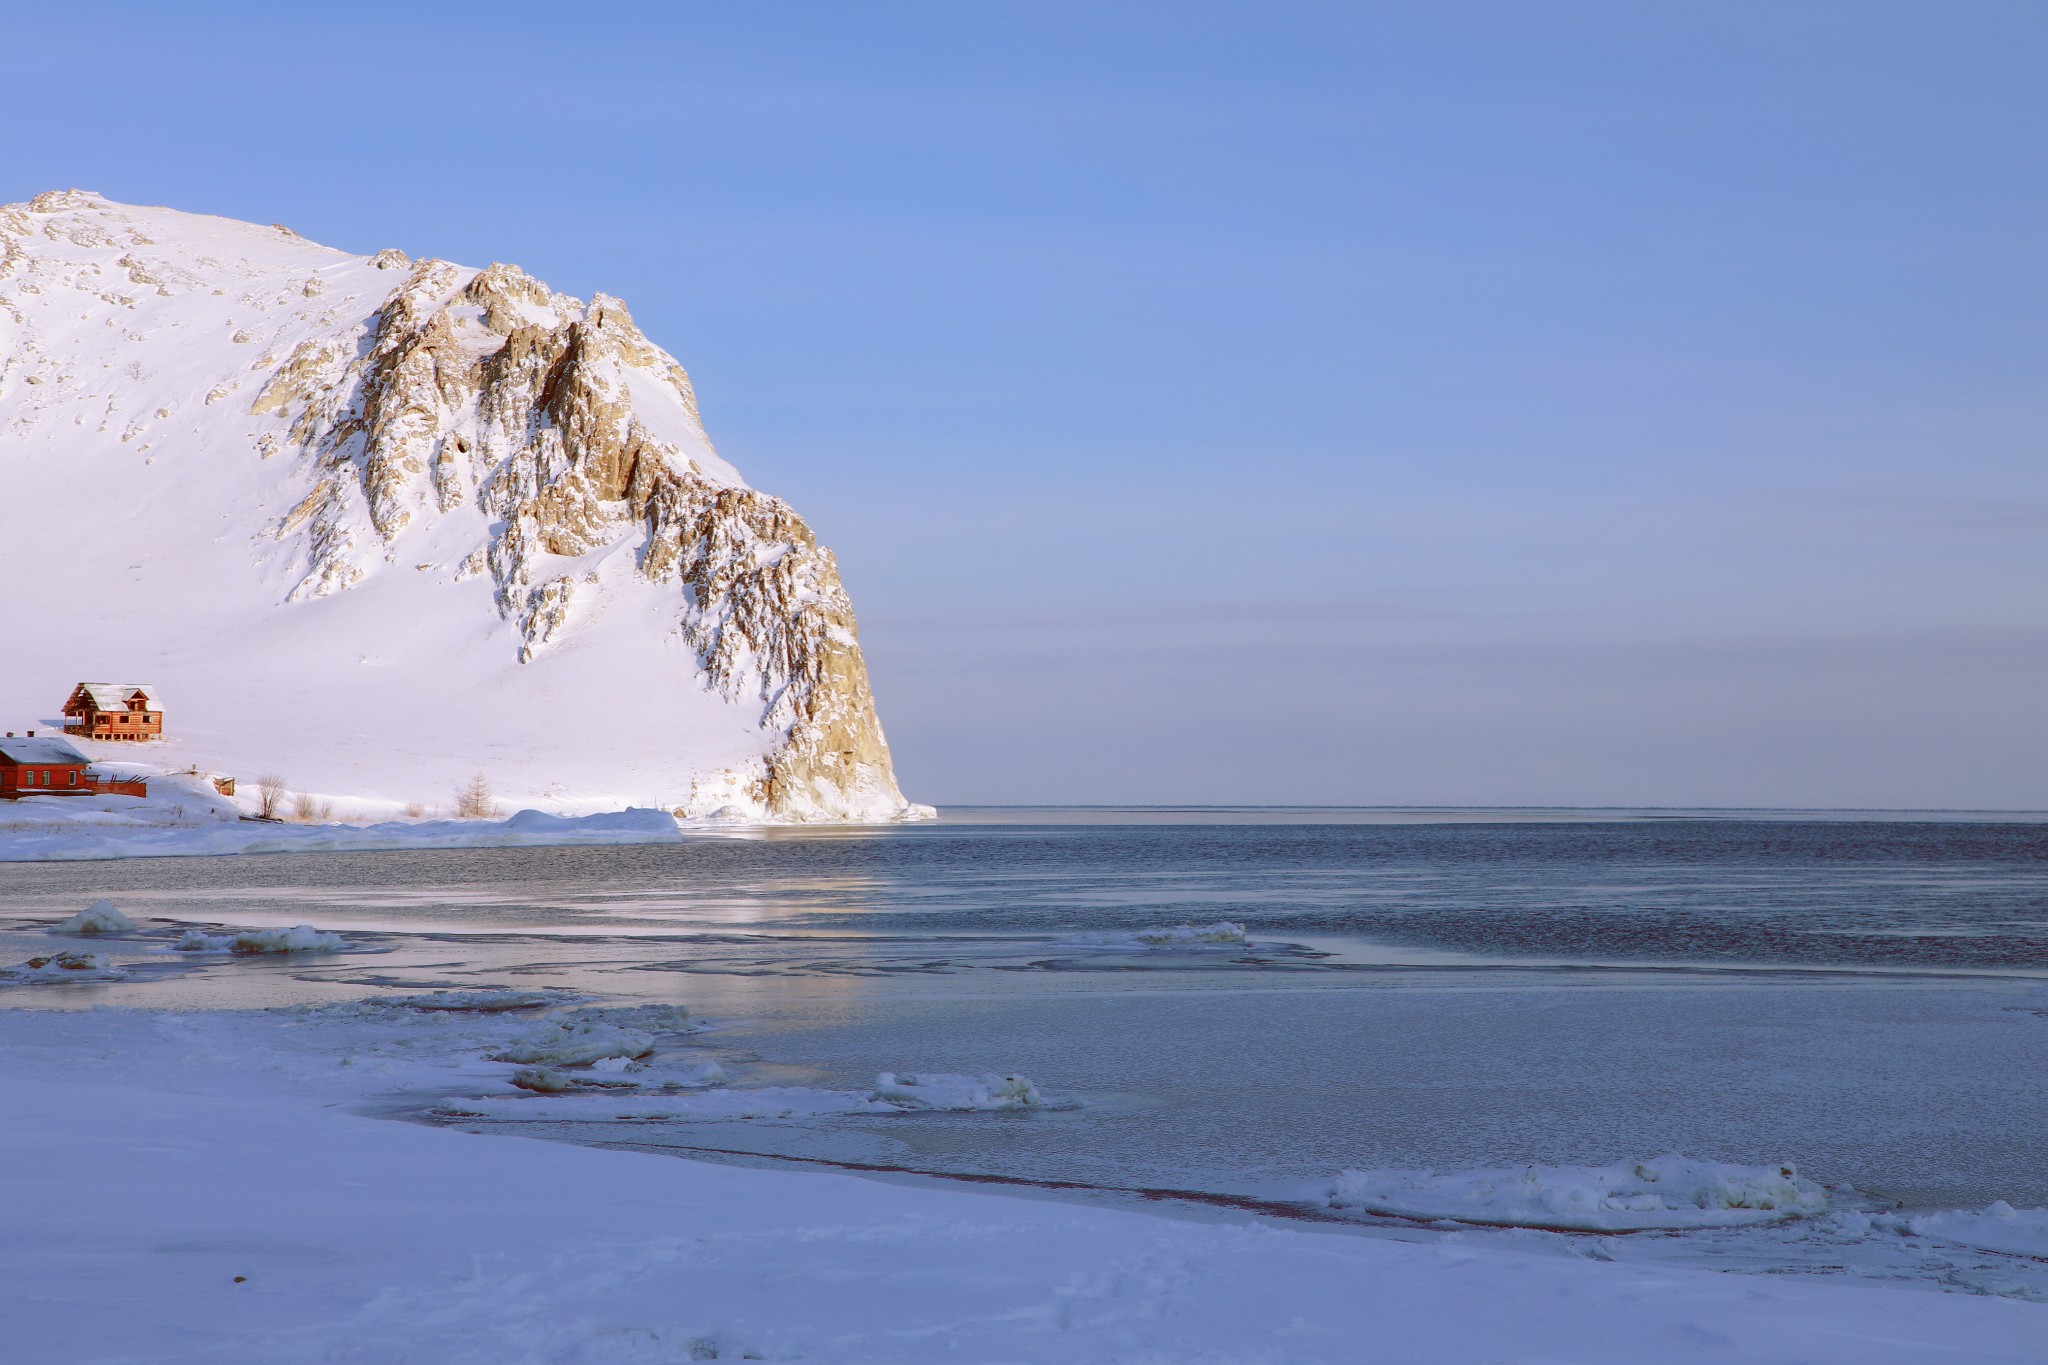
0, 190, 920, 822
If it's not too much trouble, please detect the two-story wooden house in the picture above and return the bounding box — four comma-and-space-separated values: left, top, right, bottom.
62, 683, 163, 742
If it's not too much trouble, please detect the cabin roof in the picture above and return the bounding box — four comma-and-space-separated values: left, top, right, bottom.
0, 736, 90, 766
73, 683, 158, 710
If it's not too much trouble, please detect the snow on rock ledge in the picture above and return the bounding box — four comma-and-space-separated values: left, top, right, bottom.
0, 192, 919, 824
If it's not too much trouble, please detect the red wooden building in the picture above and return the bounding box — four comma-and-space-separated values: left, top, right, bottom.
0, 732, 147, 799
62, 683, 163, 742
0, 733, 91, 797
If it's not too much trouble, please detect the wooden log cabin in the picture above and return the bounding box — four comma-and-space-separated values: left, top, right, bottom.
62, 683, 163, 742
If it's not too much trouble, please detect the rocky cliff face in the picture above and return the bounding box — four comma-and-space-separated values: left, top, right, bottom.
0, 191, 917, 821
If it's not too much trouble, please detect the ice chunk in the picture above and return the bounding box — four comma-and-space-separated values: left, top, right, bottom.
2, 950, 129, 983
384, 989, 566, 1013
510, 1059, 724, 1094
571, 1003, 697, 1033
52, 900, 139, 935
173, 925, 346, 955
872, 1072, 1045, 1110
491, 1020, 655, 1067
1908, 1202, 2048, 1258
510, 1066, 641, 1094
1061, 922, 1249, 949
1326, 1156, 1829, 1232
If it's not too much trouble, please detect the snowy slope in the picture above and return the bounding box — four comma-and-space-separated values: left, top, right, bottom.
0, 191, 917, 820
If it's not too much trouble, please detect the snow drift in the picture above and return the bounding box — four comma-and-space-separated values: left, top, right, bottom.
0, 190, 923, 823
51, 901, 139, 935
1326, 1157, 1830, 1231
1907, 1202, 2048, 1259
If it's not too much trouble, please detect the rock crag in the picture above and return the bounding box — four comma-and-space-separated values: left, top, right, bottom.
0, 191, 919, 821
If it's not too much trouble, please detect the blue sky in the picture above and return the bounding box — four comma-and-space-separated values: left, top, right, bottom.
7, 3, 2045, 805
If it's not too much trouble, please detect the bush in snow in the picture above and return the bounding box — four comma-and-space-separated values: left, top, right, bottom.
257, 774, 287, 820
455, 771, 500, 820
53, 900, 139, 935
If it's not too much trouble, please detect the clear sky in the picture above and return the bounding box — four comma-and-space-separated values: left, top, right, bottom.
7, 3, 2044, 807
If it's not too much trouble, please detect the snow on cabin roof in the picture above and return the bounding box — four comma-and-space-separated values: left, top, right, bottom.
74, 684, 158, 710
0, 736, 89, 766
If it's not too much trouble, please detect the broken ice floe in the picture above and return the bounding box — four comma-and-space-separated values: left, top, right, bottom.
1, 950, 129, 983
442, 1069, 1054, 1123
1906, 1202, 2048, 1259
491, 1019, 657, 1067
173, 925, 347, 955
510, 1060, 728, 1094
872, 1071, 1043, 1110
382, 989, 570, 1013
1059, 922, 1249, 949
1325, 1156, 1829, 1232
51, 900, 139, 935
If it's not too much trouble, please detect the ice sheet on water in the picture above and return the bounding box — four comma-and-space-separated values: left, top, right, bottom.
1, 950, 129, 983
383, 989, 569, 1013
1058, 922, 1249, 949
437, 1083, 877, 1122
52, 900, 140, 936
173, 925, 346, 955
1907, 1202, 2048, 1259
571, 1003, 698, 1033
1326, 1156, 1829, 1232
872, 1072, 1045, 1110
510, 1060, 727, 1094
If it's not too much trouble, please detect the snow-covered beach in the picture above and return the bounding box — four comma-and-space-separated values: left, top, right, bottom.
5, 815, 2048, 1361
0, 789, 694, 862
7, 1000, 2046, 1365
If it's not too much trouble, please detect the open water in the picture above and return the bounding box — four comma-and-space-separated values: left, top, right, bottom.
4, 809, 2046, 1218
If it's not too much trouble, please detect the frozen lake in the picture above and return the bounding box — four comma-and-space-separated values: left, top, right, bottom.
4, 809, 2045, 1222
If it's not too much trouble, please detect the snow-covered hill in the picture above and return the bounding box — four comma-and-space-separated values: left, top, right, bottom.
0, 190, 920, 821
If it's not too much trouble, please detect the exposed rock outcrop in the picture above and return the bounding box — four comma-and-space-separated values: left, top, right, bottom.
245, 257, 910, 820
0, 191, 918, 822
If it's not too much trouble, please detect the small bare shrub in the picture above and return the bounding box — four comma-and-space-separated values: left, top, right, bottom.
257, 774, 287, 820
403, 802, 425, 820
454, 771, 499, 820
312, 799, 335, 823
291, 791, 317, 822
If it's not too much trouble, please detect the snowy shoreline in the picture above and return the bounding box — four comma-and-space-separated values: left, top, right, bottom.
0, 803, 693, 862
4, 991, 2045, 1362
